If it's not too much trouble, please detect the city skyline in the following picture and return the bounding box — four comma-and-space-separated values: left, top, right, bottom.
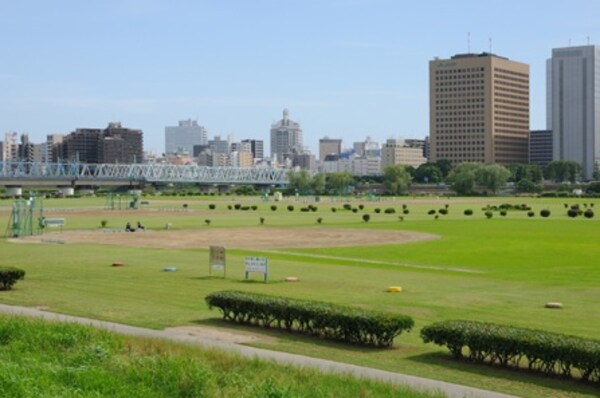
1, 1, 600, 155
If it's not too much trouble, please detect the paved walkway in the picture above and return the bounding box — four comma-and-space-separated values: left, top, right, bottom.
0, 304, 518, 398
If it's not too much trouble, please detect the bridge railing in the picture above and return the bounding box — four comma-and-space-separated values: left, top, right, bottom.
0, 161, 289, 185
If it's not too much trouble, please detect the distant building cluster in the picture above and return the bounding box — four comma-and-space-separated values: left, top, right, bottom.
2, 44, 599, 178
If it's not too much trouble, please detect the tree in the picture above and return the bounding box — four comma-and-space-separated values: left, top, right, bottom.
545, 160, 582, 183
507, 163, 543, 183
515, 178, 542, 193
475, 164, 511, 194
287, 170, 312, 195
413, 163, 443, 184
383, 165, 412, 195
434, 159, 453, 178
311, 173, 326, 195
447, 162, 481, 195
326, 171, 353, 195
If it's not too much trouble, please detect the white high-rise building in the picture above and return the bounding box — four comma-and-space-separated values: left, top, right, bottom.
547, 45, 600, 179
165, 119, 208, 156
270, 109, 303, 164
3, 132, 18, 161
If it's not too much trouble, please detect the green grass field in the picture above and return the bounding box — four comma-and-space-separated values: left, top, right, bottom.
1, 195, 599, 397
0, 315, 438, 397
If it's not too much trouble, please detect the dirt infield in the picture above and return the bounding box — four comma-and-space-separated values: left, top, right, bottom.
16, 227, 438, 249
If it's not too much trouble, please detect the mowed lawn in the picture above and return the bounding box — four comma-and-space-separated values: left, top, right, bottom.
0, 195, 599, 398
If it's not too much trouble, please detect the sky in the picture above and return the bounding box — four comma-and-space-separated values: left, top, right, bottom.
1, 0, 599, 156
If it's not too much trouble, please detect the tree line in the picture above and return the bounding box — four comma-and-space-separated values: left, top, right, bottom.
287, 159, 586, 196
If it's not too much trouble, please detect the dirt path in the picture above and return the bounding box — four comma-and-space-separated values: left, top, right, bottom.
14, 227, 439, 250
0, 304, 516, 398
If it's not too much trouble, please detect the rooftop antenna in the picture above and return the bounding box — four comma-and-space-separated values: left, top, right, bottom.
587, 36, 591, 45
568, 38, 572, 46
489, 37, 493, 53
468, 32, 471, 53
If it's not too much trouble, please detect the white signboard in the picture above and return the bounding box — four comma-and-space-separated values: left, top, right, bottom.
245, 256, 269, 282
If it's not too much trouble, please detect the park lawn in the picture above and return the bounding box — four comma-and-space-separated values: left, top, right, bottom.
1, 196, 600, 397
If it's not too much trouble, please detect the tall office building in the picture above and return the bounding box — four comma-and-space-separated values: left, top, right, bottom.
429, 52, 530, 165
165, 119, 208, 156
547, 45, 600, 179
270, 109, 303, 163
46, 134, 65, 162
3, 132, 18, 161
319, 137, 342, 161
241, 139, 264, 160
529, 129, 553, 167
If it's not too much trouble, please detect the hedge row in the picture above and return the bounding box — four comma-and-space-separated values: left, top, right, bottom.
205, 290, 413, 347
421, 320, 600, 381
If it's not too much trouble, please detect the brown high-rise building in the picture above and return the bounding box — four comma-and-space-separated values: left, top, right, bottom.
57, 122, 143, 164
429, 53, 529, 165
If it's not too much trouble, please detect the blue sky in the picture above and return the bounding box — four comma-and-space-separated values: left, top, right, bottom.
1, 0, 599, 155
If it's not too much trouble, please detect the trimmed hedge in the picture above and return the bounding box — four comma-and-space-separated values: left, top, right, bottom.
421, 320, 600, 381
206, 291, 413, 347
540, 209, 551, 218
0, 267, 25, 290
464, 209, 473, 216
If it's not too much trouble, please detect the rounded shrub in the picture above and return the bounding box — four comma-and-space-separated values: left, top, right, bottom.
227, 205, 232, 210
331, 207, 337, 212
287, 205, 294, 212
362, 214, 370, 223
270, 205, 277, 211
358, 204, 364, 210
403, 209, 409, 215
250, 205, 258, 211
438, 208, 448, 215
343, 203, 352, 211
540, 209, 551, 218
485, 210, 493, 219
352, 208, 358, 213
427, 209, 436, 215
0, 267, 25, 290
374, 208, 381, 214
208, 204, 216, 210
384, 208, 396, 214
500, 210, 507, 217
204, 219, 211, 226
567, 209, 579, 218
234, 203, 242, 210
584, 209, 594, 219
464, 209, 473, 216
317, 217, 323, 224
527, 211, 535, 217
300, 207, 310, 212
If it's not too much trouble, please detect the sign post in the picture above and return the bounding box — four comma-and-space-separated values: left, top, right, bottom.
244, 256, 269, 282
209, 246, 226, 277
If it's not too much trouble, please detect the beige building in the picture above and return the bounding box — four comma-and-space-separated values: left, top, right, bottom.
429, 53, 529, 165
381, 139, 426, 170
319, 137, 342, 161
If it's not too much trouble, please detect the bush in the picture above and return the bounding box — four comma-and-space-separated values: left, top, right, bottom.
527, 211, 534, 217
362, 214, 370, 223
0, 267, 25, 290
584, 209, 594, 219
206, 291, 413, 347
384, 208, 396, 214
100, 220, 108, 228
331, 207, 337, 212
567, 209, 579, 218
317, 217, 323, 224
403, 209, 409, 215
300, 207, 310, 212
343, 203, 352, 211
540, 209, 551, 218
234, 204, 242, 210
208, 204, 216, 210
358, 204, 364, 210
374, 208, 381, 214
427, 209, 436, 215
287, 205, 294, 212
485, 211, 493, 219
227, 205, 232, 210
352, 208, 358, 213
438, 208, 448, 215
402, 204, 407, 209
204, 219, 211, 226
421, 320, 600, 382
499, 210, 507, 217
240, 206, 250, 211
308, 205, 318, 212
182, 203, 188, 209
464, 209, 473, 216
270, 205, 277, 211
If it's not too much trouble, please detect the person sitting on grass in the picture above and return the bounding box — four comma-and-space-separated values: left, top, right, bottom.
125, 222, 134, 232
136, 221, 145, 231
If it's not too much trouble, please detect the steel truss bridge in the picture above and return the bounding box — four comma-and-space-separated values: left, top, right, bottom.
0, 161, 289, 186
